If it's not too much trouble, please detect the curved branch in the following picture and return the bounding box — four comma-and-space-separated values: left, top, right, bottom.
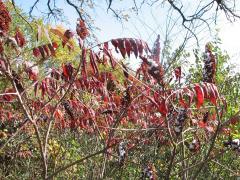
65, 0, 84, 20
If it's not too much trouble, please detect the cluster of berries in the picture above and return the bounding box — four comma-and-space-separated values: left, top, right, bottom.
203, 44, 216, 83
0, 0, 11, 35
174, 109, 187, 135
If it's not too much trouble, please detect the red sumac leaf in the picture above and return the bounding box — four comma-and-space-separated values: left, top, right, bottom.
194, 84, 204, 108
33, 47, 40, 57
125, 38, 132, 58
62, 63, 73, 80
38, 46, 46, 59
117, 39, 126, 58
24, 61, 39, 81
105, 49, 116, 69
47, 43, 56, 56
136, 39, 143, 56
183, 88, 194, 106
62, 29, 74, 47
43, 44, 50, 56
174, 66, 181, 83
142, 40, 151, 54
111, 39, 119, 53
81, 48, 87, 77
90, 50, 99, 76
52, 42, 58, 49
209, 83, 219, 105
3, 89, 16, 102
103, 42, 108, 51
40, 80, 47, 98
158, 98, 168, 116
15, 28, 25, 48
129, 38, 138, 58
54, 109, 65, 128
34, 82, 38, 96
179, 91, 188, 108
201, 83, 209, 99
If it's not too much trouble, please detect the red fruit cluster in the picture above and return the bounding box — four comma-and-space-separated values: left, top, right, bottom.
174, 108, 187, 135
0, 0, 11, 35
76, 19, 89, 40
15, 28, 25, 48
203, 43, 216, 83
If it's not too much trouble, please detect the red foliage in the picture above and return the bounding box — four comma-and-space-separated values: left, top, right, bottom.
14, 28, 26, 48
76, 19, 89, 40
194, 84, 204, 108
0, 3, 236, 174
32, 42, 58, 58
0, 0, 11, 35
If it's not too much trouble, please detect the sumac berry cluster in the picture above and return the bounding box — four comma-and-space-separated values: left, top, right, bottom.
0, 0, 11, 35
174, 108, 187, 135
203, 44, 216, 83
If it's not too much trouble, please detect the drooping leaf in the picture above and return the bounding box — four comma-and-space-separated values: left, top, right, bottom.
90, 50, 99, 76
111, 39, 119, 53
158, 98, 168, 116
208, 83, 219, 105
62, 29, 74, 48
62, 63, 73, 80
129, 38, 138, 58
47, 43, 56, 56
136, 39, 143, 56
125, 38, 132, 58
81, 48, 87, 77
194, 84, 204, 108
174, 66, 181, 83
43, 44, 50, 56
24, 61, 39, 81
50, 28, 73, 49
38, 46, 46, 59
117, 38, 126, 58
14, 28, 25, 48
40, 80, 47, 98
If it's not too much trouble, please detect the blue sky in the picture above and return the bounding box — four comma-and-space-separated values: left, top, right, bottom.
14, 0, 240, 69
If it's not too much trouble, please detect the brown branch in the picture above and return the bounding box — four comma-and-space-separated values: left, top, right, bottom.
43, 43, 85, 178
191, 106, 222, 179
166, 145, 177, 179
29, 0, 40, 16
11, 0, 34, 31
65, 0, 84, 20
